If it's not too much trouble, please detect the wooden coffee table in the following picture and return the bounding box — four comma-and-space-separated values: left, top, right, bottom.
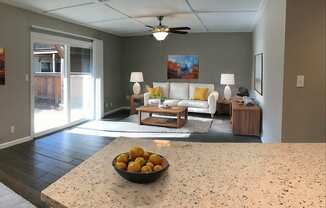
136, 106, 188, 128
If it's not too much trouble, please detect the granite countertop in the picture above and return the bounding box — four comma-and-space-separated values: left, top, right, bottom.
41, 138, 326, 208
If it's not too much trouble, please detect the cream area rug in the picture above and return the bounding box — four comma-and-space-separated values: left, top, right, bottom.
0, 183, 36, 208
78, 114, 213, 134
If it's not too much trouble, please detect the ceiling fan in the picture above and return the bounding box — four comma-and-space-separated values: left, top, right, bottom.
146, 16, 191, 41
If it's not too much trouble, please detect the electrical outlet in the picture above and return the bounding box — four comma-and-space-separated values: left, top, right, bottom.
110, 102, 113, 107
10, 126, 15, 134
296, 75, 304, 88
25, 74, 29, 82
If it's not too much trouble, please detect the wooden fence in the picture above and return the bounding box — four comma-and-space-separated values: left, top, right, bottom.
33, 73, 62, 105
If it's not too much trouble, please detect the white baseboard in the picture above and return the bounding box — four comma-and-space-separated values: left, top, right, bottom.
103, 106, 129, 117
0, 136, 33, 149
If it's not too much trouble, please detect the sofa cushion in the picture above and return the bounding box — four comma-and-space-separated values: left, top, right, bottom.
148, 99, 160, 106
178, 100, 209, 108
169, 83, 189, 100
189, 83, 214, 99
163, 99, 180, 107
147, 87, 161, 98
192, 87, 209, 101
153, 82, 169, 97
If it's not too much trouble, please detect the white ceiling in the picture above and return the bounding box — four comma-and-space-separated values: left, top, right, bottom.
0, 0, 266, 36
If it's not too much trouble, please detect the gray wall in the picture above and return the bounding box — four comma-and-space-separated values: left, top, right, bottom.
282, 0, 326, 142
0, 3, 123, 144
121, 33, 252, 103
252, 0, 287, 143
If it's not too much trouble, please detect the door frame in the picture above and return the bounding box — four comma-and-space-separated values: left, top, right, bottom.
30, 32, 103, 138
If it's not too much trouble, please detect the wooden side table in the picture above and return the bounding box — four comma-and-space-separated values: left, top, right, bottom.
217, 99, 232, 116
129, 94, 144, 115
231, 101, 261, 136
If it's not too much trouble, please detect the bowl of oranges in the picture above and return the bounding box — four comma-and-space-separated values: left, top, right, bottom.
112, 146, 169, 184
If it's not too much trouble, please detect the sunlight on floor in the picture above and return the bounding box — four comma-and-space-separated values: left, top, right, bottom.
34, 108, 85, 133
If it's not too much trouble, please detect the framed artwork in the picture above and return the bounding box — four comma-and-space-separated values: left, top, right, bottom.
167, 55, 199, 80
0, 48, 5, 85
254, 53, 263, 95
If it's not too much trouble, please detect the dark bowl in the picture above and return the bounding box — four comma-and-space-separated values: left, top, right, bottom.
112, 153, 169, 184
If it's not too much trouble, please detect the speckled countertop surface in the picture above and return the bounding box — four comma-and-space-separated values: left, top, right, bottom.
41, 138, 326, 208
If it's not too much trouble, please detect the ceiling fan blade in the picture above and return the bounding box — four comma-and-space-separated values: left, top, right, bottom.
146, 25, 154, 29
169, 30, 188, 34
169, 27, 191, 30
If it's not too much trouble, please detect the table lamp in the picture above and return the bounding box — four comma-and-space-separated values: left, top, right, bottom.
220, 73, 235, 100
130, 72, 144, 95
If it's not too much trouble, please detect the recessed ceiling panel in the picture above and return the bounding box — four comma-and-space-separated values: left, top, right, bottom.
89, 18, 147, 35
106, 0, 191, 17
0, 0, 261, 35
188, 0, 263, 11
198, 12, 256, 32
50, 4, 126, 23
137, 13, 206, 33
0, 0, 95, 12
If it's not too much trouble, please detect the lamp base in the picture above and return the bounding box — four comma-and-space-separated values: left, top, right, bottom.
133, 82, 141, 95
224, 85, 232, 101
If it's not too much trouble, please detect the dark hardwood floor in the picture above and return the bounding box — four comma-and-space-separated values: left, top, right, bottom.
0, 132, 113, 207
0, 110, 260, 207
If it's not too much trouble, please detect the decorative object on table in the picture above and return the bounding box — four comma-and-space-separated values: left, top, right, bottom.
254, 53, 263, 95
237, 87, 249, 97
220, 73, 235, 101
129, 94, 144, 115
112, 146, 169, 184
0, 48, 5, 85
167, 55, 199, 80
147, 16, 191, 41
243, 96, 255, 106
130, 72, 144, 95
158, 96, 168, 108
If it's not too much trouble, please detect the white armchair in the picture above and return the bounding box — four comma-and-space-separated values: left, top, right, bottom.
208, 91, 219, 117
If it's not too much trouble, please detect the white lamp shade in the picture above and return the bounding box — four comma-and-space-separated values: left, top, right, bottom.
220, 73, 235, 85
153, 32, 168, 41
130, 72, 144, 83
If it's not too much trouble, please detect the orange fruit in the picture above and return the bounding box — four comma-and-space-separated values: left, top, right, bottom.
127, 161, 141, 172
129, 147, 144, 159
149, 154, 162, 165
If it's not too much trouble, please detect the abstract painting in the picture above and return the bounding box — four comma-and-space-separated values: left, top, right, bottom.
254, 53, 263, 95
0, 48, 5, 85
167, 55, 199, 80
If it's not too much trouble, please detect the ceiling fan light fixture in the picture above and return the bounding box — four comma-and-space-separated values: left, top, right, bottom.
153, 31, 168, 41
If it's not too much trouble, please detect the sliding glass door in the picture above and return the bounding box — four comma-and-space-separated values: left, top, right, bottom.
31, 32, 94, 136
32, 43, 68, 133
70, 47, 93, 122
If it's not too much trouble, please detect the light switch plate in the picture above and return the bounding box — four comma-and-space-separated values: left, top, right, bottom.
296, 75, 304, 88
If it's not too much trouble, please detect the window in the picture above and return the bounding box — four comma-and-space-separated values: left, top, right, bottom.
41, 61, 51, 72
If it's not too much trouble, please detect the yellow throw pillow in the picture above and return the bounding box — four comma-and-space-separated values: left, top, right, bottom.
192, 87, 209, 101
147, 87, 161, 98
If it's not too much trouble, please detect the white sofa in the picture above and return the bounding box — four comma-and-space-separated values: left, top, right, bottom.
144, 82, 219, 117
